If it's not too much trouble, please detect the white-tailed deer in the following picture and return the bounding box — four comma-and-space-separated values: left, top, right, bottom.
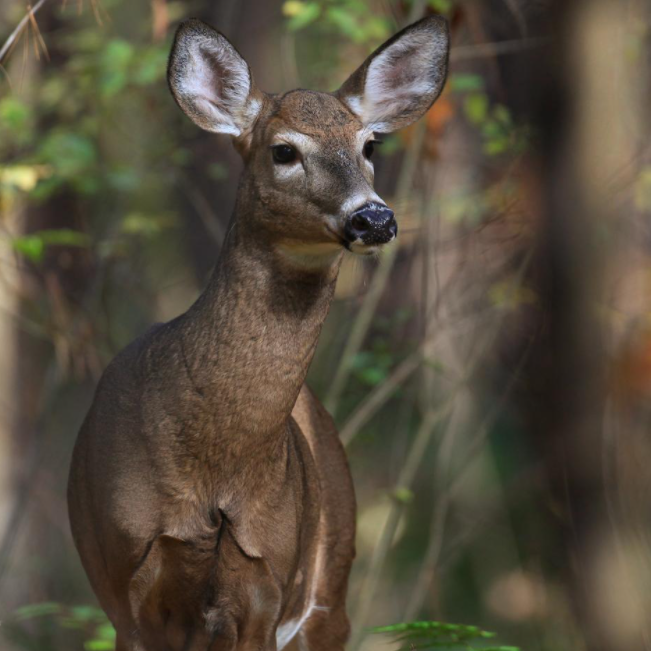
68, 16, 448, 651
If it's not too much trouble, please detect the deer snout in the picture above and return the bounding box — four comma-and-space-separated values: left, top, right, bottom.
343, 204, 397, 248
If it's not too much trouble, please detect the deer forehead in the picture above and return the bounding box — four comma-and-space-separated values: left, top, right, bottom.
262, 90, 370, 148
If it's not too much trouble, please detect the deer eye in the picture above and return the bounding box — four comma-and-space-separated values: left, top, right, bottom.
364, 139, 381, 160
271, 144, 297, 164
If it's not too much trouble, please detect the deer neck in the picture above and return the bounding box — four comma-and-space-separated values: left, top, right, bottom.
178, 195, 342, 451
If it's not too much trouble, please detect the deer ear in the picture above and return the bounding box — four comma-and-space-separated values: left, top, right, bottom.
168, 19, 263, 137
337, 16, 449, 133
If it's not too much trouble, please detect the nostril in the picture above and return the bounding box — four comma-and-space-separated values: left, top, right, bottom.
351, 213, 370, 233
344, 205, 396, 245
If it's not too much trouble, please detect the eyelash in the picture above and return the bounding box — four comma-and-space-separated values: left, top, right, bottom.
364, 139, 382, 159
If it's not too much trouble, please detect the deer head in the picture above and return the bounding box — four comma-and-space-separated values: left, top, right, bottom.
168, 17, 449, 264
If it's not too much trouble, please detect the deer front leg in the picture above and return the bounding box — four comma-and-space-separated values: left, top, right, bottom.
297, 608, 350, 651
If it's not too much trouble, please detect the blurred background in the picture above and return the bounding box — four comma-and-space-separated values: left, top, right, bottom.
1, 1, 651, 650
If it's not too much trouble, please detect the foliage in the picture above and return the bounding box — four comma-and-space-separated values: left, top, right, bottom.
0, 0, 185, 233
282, 0, 391, 42
6, 603, 115, 651
371, 621, 519, 651
11, 228, 90, 263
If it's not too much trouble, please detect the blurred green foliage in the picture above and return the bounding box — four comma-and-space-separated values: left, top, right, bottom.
0, 0, 188, 272
371, 621, 519, 651
6, 603, 115, 651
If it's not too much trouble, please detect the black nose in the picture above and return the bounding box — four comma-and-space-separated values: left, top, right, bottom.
344, 204, 397, 246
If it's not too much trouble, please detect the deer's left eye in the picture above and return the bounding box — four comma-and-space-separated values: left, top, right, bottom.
364, 139, 381, 160
272, 144, 297, 164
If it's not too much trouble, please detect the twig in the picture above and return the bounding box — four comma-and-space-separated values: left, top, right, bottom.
339, 306, 487, 447
349, 398, 458, 651
503, 0, 528, 38
340, 351, 421, 446
0, 0, 51, 66
349, 243, 535, 644
403, 340, 534, 619
450, 36, 549, 62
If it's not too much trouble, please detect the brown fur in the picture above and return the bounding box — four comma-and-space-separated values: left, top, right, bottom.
68, 16, 448, 651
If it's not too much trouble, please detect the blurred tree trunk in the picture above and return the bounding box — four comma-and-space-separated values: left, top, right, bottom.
520, 2, 651, 649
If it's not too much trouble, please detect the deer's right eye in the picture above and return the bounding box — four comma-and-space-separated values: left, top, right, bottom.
271, 145, 297, 164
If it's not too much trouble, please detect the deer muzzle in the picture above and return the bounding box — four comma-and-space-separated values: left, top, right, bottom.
343, 203, 397, 248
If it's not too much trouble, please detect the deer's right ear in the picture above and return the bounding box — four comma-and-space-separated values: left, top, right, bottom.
168, 19, 263, 137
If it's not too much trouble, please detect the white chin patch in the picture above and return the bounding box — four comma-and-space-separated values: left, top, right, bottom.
348, 241, 381, 256
277, 241, 343, 269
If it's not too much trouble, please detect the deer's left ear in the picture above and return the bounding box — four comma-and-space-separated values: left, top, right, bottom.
337, 16, 449, 133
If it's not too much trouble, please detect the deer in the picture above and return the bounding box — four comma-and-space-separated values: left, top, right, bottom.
67, 15, 448, 651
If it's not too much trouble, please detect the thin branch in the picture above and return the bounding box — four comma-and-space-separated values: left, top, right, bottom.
340, 351, 421, 446
349, 247, 535, 644
0, 0, 51, 66
403, 340, 533, 620
450, 36, 549, 62
349, 398, 458, 651
340, 306, 489, 447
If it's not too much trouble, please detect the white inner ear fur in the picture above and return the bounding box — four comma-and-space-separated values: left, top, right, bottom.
359, 29, 447, 132
179, 35, 254, 136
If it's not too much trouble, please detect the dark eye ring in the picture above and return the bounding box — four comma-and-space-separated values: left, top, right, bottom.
364, 139, 381, 160
271, 144, 297, 164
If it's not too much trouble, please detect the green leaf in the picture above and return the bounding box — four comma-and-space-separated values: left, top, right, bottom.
13, 602, 63, 620
120, 212, 174, 237
0, 97, 32, 131
371, 620, 517, 651
41, 229, 91, 247
71, 605, 106, 622
95, 623, 117, 640
392, 487, 414, 504
103, 39, 134, 69
481, 119, 502, 138
12, 236, 45, 263
40, 132, 97, 179
449, 73, 485, 93
428, 0, 454, 14
133, 47, 169, 85
358, 366, 387, 386
464, 93, 489, 125
287, 2, 321, 31
483, 138, 509, 156
493, 104, 512, 126
84, 640, 115, 651
326, 7, 363, 41
12, 229, 90, 263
